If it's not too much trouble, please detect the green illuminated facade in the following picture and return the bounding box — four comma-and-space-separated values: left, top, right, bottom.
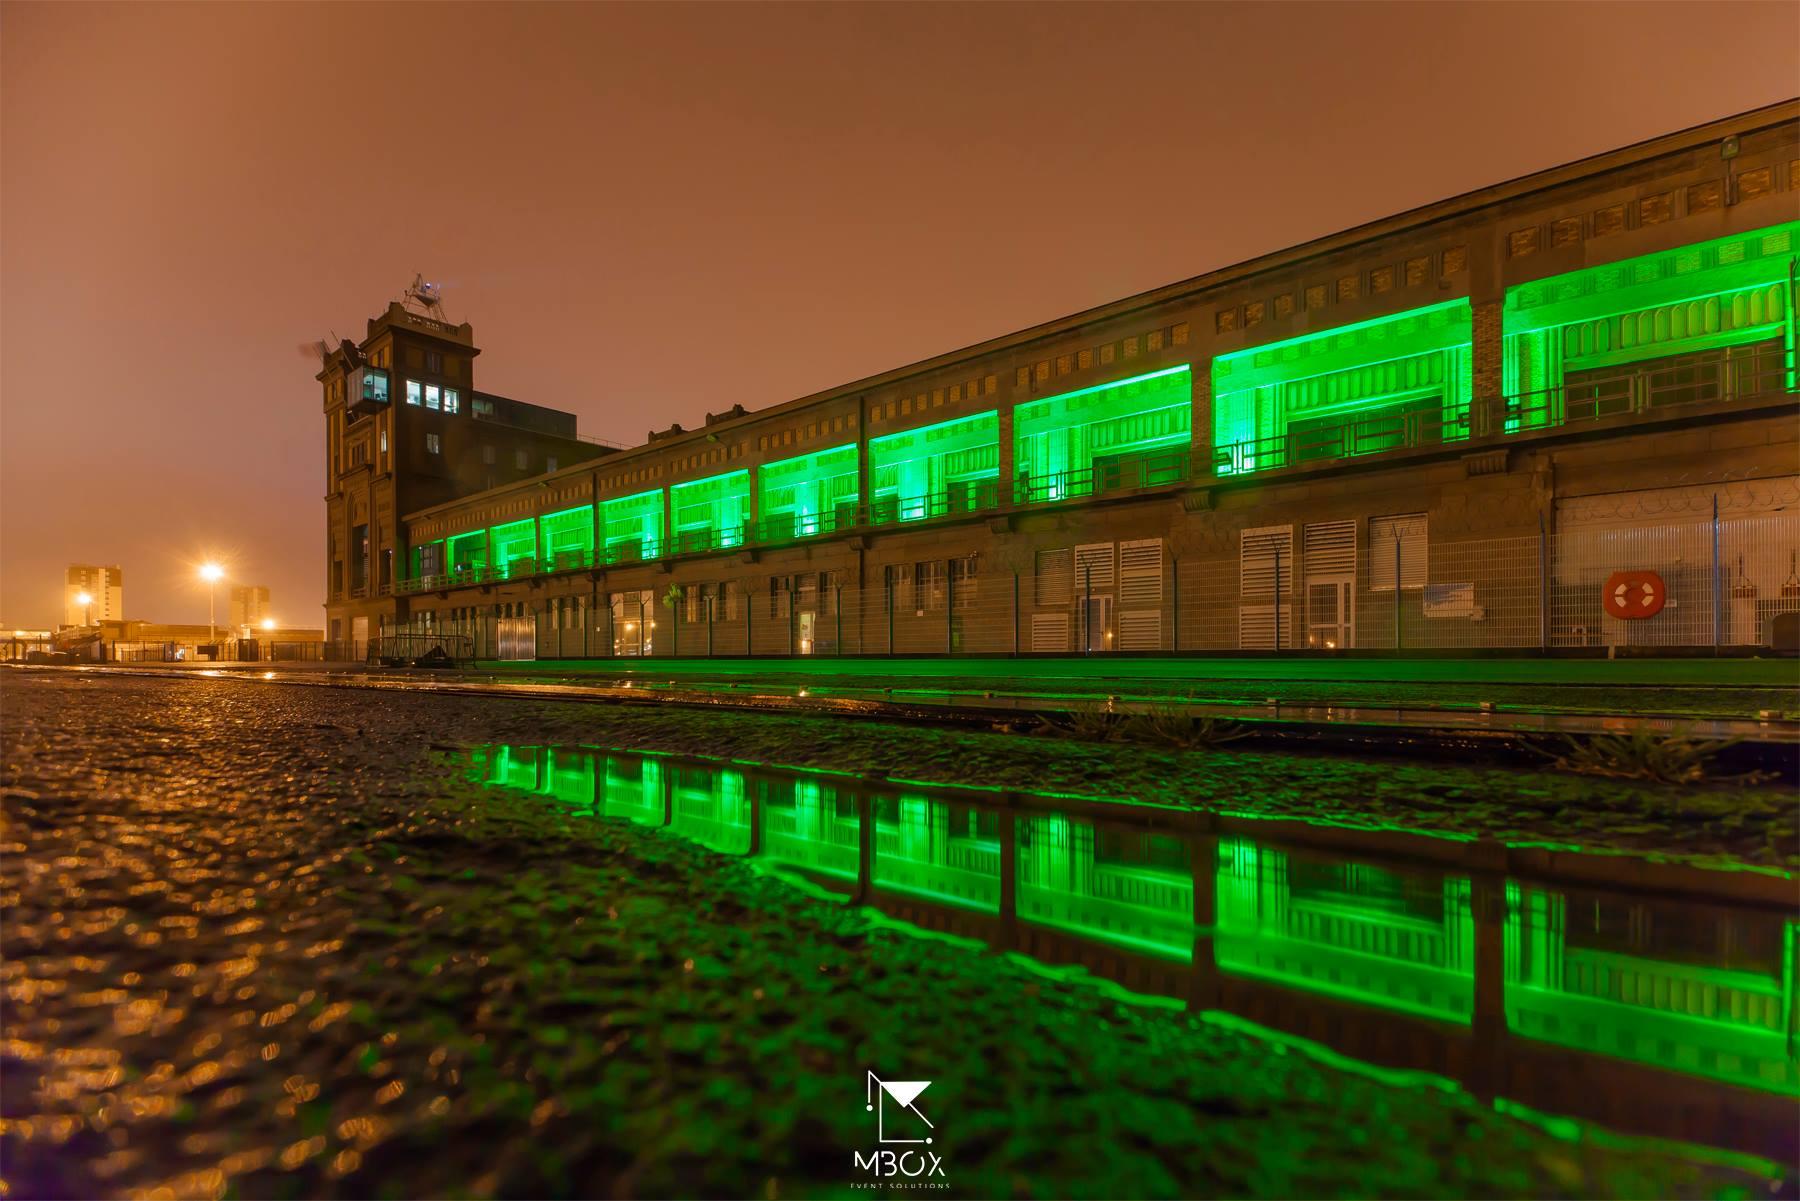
1211, 298, 1475, 475
600, 489, 664, 563
1014, 365, 1192, 502
867, 411, 999, 524
383, 104, 1799, 668
671, 470, 750, 553
758, 443, 859, 539
1505, 884, 1799, 1095
490, 518, 538, 579
760, 778, 860, 881
540, 505, 594, 568
476, 743, 1800, 1102
1503, 221, 1799, 427
1215, 838, 1475, 1024
447, 529, 489, 576
871, 796, 1001, 913
1016, 814, 1195, 959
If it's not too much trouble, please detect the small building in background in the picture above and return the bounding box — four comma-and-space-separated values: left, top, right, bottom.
63, 564, 123, 628
229, 584, 272, 631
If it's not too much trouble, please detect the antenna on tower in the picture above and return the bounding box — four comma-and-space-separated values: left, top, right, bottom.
402, 273, 447, 321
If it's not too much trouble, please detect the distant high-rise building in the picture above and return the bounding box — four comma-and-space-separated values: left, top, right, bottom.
63, 565, 124, 628
229, 584, 272, 630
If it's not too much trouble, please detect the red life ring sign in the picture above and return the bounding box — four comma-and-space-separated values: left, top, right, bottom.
1603, 571, 1667, 620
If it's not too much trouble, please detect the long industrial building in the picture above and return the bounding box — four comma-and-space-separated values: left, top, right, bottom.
319, 102, 1800, 660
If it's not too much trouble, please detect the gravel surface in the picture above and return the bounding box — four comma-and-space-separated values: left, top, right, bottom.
1, 672, 1789, 1199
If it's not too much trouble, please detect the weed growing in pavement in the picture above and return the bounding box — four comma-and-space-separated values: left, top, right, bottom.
1550, 730, 1768, 786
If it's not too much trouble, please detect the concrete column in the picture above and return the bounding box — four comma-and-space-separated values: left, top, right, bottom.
1468, 872, 1509, 1098
1471, 298, 1505, 438
1188, 833, 1221, 1011
997, 404, 1016, 506
1190, 361, 1213, 478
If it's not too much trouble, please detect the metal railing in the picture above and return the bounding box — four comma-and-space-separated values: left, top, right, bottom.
867, 480, 1001, 526
1015, 447, 1191, 505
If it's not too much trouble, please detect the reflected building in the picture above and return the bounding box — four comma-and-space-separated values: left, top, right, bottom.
470, 743, 1799, 1154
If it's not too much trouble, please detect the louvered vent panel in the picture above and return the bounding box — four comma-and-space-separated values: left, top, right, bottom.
1303, 521, 1356, 577
1117, 609, 1162, 650
1073, 543, 1117, 591
1240, 525, 1295, 598
1119, 538, 1164, 606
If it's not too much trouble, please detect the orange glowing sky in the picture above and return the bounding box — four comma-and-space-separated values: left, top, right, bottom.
2, 1, 1795, 627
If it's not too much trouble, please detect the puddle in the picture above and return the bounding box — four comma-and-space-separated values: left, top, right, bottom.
468, 742, 1799, 1162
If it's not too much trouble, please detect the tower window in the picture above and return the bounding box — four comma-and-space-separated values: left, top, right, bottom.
442, 388, 460, 415
406, 380, 422, 406
426, 433, 442, 455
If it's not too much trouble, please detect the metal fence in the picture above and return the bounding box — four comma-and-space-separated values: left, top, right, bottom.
390, 513, 1800, 660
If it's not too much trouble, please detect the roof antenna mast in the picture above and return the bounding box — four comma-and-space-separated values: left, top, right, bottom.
402, 273, 447, 321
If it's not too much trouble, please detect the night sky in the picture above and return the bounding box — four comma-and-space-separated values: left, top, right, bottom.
2, 2, 1794, 628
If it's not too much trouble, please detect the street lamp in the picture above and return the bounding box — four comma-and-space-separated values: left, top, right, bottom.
261, 617, 276, 632
199, 562, 224, 647
75, 591, 93, 626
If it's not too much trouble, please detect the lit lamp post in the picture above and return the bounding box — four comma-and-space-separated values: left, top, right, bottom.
75, 590, 93, 627
199, 562, 224, 647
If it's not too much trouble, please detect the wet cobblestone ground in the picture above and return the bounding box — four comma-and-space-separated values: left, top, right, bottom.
2, 672, 1791, 1198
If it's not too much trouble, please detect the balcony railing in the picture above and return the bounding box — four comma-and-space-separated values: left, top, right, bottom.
393, 353, 1795, 595
1015, 446, 1191, 506
1214, 352, 1794, 478
868, 479, 1001, 526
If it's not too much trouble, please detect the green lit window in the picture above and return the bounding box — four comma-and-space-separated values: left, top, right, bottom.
446, 530, 488, 577
669, 766, 752, 854
490, 518, 537, 578
1505, 885, 1798, 1095
1014, 365, 1192, 502
670, 470, 750, 553
869, 796, 1000, 912
599, 489, 664, 563
600, 755, 665, 825
1214, 838, 1476, 1024
759, 443, 859, 540
868, 411, 999, 524
1015, 814, 1194, 960
1503, 221, 1798, 429
539, 505, 593, 569
542, 748, 595, 807
759, 779, 861, 880
1211, 298, 1474, 475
